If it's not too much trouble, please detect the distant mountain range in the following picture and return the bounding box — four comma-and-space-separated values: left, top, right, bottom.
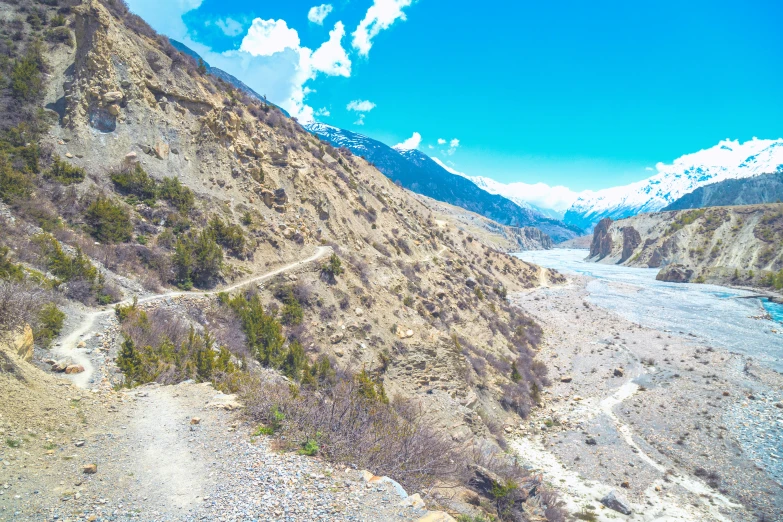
304, 123, 582, 242
169, 40, 290, 117
564, 138, 783, 230
664, 171, 783, 210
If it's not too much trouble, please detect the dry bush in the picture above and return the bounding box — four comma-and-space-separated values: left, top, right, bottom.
242, 374, 461, 492
0, 280, 57, 335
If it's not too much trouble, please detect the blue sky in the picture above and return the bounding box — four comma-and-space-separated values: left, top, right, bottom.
126, 0, 783, 196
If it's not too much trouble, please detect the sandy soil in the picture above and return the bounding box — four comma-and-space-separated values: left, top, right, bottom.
507, 276, 783, 521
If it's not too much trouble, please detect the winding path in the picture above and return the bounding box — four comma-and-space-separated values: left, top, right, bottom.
52, 246, 331, 388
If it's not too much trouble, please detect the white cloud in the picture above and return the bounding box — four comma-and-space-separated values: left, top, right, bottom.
354, 114, 366, 126
645, 166, 654, 171
346, 100, 376, 112
393, 132, 422, 151
308, 4, 333, 25
309, 21, 352, 76
315, 107, 331, 117
214, 17, 244, 37
449, 138, 460, 148
437, 138, 446, 145
240, 18, 300, 56
352, 0, 413, 56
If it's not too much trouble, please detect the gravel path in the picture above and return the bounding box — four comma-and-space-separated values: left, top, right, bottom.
1, 382, 445, 522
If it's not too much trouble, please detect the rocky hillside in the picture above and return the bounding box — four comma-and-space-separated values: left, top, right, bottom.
588, 205, 783, 289
664, 172, 783, 211
0, 1, 568, 520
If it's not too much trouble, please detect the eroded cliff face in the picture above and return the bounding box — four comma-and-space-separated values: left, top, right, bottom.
587, 205, 783, 288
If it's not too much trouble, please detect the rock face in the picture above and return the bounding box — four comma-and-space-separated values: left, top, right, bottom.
656, 264, 694, 283
620, 226, 641, 263
589, 218, 613, 259
10, 325, 34, 362
601, 489, 632, 515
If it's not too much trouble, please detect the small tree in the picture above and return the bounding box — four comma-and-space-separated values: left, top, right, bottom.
46, 157, 85, 185
84, 197, 132, 243
321, 253, 344, 283
198, 58, 207, 75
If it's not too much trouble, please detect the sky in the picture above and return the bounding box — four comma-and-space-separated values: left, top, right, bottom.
125, 0, 783, 201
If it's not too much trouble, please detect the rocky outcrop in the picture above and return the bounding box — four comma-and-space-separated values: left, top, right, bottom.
10, 325, 34, 362
655, 264, 694, 283
589, 218, 613, 259
620, 226, 641, 263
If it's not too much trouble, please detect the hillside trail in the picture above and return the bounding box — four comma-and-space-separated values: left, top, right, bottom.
51, 246, 331, 388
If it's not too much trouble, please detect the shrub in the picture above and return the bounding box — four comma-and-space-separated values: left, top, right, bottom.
110, 163, 157, 203
10, 41, 46, 101
321, 253, 344, 283
0, 151, 33, 203
208, 216, 245, 256
280, 289, 303, 326
45, 26, 73, 46
0, 280, 57, 337
35, 303, 65, 348
0, 247, 24, 281
45, 157, 85, 185
172, 229, 223, 288
159, 177, 194, 213
84, 197, 133, 243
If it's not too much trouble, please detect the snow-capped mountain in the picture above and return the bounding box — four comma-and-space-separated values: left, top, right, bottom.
564, 138, 783, 230
303, 122, 583, 242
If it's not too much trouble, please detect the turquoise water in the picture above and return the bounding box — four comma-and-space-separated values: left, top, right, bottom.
762, 298, 783, 325
515, 249, 783, 373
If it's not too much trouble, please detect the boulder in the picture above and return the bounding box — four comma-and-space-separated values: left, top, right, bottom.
656, 264, 694, 283
65, 365, 85, 374
82, 464, 98, 474
103, 91, 123, 103
600, 489, 632, 515
465, 277, 477, 288
467, 464, 505, 498
51, 361, 69, 373
154, 141, 170, 160
560, 375, 573, 383
613, 368, 624, 377
400, 493, 426, 509
330, 333, 344, 344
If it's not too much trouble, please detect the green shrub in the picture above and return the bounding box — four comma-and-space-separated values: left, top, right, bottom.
45, 26, 73, 47
298, 438, 319, 456
45, 156, 84, 185
0, 246, 24, 281
280, 289, 303, 326
32, 234, 98, 283
110, 163, 157, 203
0, 151, 33, 203
159, 177, 194, 213
35, 303, 64, 348
321, 253, 344, 282
84, 197, 132, 243
49, 14, 66, 27
208, 215, 245, 256
172, 229, 223, 288
10, 41, 46, 102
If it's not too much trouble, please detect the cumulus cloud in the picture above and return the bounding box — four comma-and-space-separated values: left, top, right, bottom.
315, 107, 331, 117
308, 4, 333, 25
354, 114, 366, 126
346, 100, 376, 112
393, 132, 422, 151
352, 0, 413, 56
214, 17, 244, 36
240, 18, 300, 56
437, 138, 446, 145
308, 21, 352, 76
645, 166, 654, 171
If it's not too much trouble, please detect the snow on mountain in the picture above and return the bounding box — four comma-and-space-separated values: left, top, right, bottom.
564, 138, 783, 230
430, 158, 578, 220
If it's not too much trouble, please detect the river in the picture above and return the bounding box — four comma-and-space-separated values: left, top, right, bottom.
515, 249, 783, 374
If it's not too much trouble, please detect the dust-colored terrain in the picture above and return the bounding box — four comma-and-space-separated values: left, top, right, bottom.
507, 275, 783, 521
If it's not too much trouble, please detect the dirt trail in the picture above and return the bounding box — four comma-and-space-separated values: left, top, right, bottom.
50, 246, 330, 388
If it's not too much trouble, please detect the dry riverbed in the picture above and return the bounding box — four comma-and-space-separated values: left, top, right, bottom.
508, 275, 783, 521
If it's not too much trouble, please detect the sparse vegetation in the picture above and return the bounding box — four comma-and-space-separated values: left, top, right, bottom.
84, 197, 133, 244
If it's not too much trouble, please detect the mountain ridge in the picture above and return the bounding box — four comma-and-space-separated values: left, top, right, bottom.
664, 171, 783, 211
304, 122, 582, 243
